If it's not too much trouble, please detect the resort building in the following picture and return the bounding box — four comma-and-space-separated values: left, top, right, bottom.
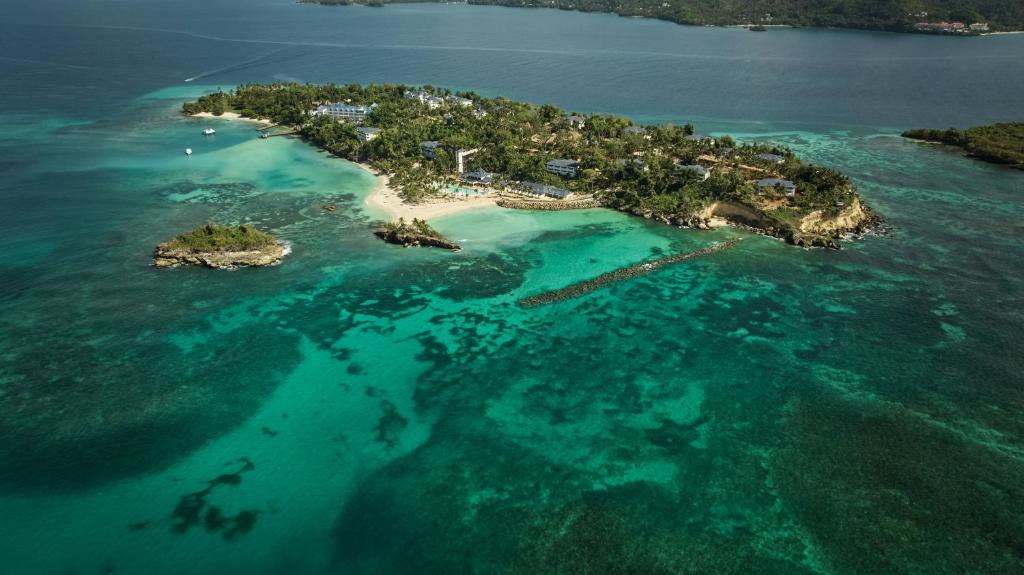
567, 115, 587, 129
686, 134, 716, 146
756, 178, 797, 196
756, 152, 786, 164
462, 168, 495, 185
622, 126, 648, 137
676, 164, 711, 181
356, 127, 381, 142
520, 181, 574, 200
312, 103, 377, 123
455, 148, 479, 174
969, 22, 990, 32
448, 95, 473, 107
421, 140, 442, 159
615, 158, 647, 172
405, 90, 445, 109
912, 21, 967, 33
545, 159, 580, 178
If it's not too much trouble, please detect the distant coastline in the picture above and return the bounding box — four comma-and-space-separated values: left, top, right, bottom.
902, 123, 1024, 170
297, 1, 1022, 35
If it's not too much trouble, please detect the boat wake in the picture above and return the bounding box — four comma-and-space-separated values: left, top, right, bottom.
185, 47, 301, 83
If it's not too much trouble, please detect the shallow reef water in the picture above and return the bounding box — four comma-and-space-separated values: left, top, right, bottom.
2, 2, 1024, 573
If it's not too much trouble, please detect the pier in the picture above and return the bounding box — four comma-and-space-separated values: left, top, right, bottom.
518, 238, 741, 307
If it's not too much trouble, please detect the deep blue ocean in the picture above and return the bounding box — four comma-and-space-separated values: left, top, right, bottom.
1, 1, 1023, 574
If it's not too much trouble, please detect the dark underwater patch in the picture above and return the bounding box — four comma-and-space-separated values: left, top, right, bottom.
0, 325, 301, 491
773, 387, 1024, 573
171, 457, 259, 540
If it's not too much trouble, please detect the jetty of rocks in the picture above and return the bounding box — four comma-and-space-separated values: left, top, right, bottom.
518, 238, 740, 307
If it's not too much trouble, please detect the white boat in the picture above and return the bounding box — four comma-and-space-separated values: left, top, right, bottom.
202, 128, 216, 136
185, 148, 193, 156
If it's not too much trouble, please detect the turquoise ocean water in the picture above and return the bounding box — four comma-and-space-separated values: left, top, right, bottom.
1, 1, 1023, 573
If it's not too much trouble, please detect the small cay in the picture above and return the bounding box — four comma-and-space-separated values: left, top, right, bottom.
154, 223, 286, 269
374, 218, 460, 250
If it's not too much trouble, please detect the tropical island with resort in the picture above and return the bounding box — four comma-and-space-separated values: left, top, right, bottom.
902, 122, 1024, 170
298, 0, 1021, 34
182, 82, 879, 251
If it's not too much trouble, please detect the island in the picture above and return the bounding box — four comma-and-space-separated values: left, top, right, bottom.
297, 0, 1020, 34
902, 123, 1024, 170
153, 224, 287, 268
375, 218, 461, 250
184, 83, 879, 248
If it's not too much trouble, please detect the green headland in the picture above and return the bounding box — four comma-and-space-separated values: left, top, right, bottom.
902, 122, 1024, 170
185, 83, 879, 248
298, 0, 1022, 33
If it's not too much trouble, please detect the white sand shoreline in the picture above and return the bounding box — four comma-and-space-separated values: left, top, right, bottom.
356, 163, 498, 221
190, 111, 274, 126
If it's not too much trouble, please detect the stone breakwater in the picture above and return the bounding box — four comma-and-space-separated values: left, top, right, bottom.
496, 198, 603, 210
153, 243, 286, 269
518, 238, 741, 307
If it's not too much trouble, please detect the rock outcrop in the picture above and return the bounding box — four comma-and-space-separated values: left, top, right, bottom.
153, 243, 286, 269
374, 230, 460, 250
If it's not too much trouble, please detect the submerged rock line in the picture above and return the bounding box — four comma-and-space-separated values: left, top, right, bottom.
518, 238, 740, 307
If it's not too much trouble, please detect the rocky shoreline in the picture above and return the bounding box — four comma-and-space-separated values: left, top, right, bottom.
613, 198, 881, 250
153, 243, 287, 269
496, 198, 602, 210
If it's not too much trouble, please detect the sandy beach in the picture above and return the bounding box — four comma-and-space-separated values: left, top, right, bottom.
359, 164, 498, 220
190, 111, 274, 125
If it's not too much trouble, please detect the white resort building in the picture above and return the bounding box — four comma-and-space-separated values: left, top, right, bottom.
545, 159, 580, 178
405, 90, 445, 109
312, 103, 377, 123
520, 181, 574, 199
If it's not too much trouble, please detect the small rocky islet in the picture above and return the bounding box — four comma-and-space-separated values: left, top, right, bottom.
153, 223, 286, 269
374, 218, 460, 250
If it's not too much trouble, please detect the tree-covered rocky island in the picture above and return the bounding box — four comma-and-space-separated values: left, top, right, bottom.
153, 223, 286, 268
902, 123, 1024, 170
185, 83, 878, 248
375, 218, 460, 250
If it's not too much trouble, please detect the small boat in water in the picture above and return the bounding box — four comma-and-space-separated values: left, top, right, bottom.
202, 128, 216, 135
260, 132, 270, 139
185, 148, 193, 157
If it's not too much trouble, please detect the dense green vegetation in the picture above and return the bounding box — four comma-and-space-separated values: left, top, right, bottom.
299, 0, 1023, 32
163, 223, 278, 252
902, 123, 1024, 168
184, 83, 862, 234
381, 218, 444, 239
